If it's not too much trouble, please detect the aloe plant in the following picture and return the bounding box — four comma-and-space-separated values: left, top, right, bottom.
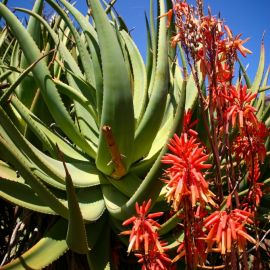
1, 0, 270, 269
0, 0, 190, 269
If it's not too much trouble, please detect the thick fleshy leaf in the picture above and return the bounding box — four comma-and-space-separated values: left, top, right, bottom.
120, 30, 147, 124
60, 152, 89, 254
9, 95, 87, 161
250, 42, 265, 94
55, 0, 103, 119
0, 160, 105, 221
16, 6, 99, 145
132, 0, 169, 162
89, 0, 135, 176
0, 178, 57, 214
17, 0, 43, 108
0, 134, 68, 219
0, 3, 96, 158
256, 66, 269, 120
101, 69, 186, 220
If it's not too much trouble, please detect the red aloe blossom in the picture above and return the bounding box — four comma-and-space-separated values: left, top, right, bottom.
162, 133, 216, 210
224, 85, 258, 130
121, 200, 164, 254
203, 209, 256, 254
135, 243, 172, 270
221, 25, 252, 57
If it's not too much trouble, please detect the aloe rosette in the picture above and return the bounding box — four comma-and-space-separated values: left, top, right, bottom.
0, 0, 191, 269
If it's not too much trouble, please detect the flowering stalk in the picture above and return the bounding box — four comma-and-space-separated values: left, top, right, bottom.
121, 200, 171, 269
161, 0, 269, 268
122, 1, 269, 269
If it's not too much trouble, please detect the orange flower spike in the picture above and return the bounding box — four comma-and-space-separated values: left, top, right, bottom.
135, 245, 171, 270
190, 185, 197, 207
224, 25, 252, 57
205, 223, 219, 242
135, 201, 140, 214
128, 235, 137, 253
121, 200, 164, 255
236, 36, 252, 57
162, 131, 215, 210
183, 109, 199, 135
148, 212, 164, 219
205, 222, 219, 251
236, 209, 254, 217
171, 33, 181, 48
144, 199, 152, 214
225, 85, 258, 130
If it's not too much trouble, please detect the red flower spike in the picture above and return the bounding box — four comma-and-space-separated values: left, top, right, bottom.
162, 133, 216, 210
203, 209, 256, 254
121, 200, 164, 255
224, 85, 258, 131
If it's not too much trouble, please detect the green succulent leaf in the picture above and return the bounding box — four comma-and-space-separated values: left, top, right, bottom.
257, 66, 269, 120
88, 0, 135, 176
58, 148, 90, 254
101, 67, 186, 220
0, 177, 58, 215
0, 134, 69, 218
120, 30, 147, 124
132, 0, 169, 162
250, 42, 265, 94
0, 3, 96, 159
55, 0, 103, 120
17, 0, 43, 109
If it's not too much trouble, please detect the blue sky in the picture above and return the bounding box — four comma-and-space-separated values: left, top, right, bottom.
5, 0, 270, 82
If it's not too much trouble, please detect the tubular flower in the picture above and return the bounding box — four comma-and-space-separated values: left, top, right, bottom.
162, 133, 216, 211
224, 85, 257, 131
121, 200, 164, 254
221, 25, 252, 57
135, 243, 172, 270
203, 209, 256, 254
